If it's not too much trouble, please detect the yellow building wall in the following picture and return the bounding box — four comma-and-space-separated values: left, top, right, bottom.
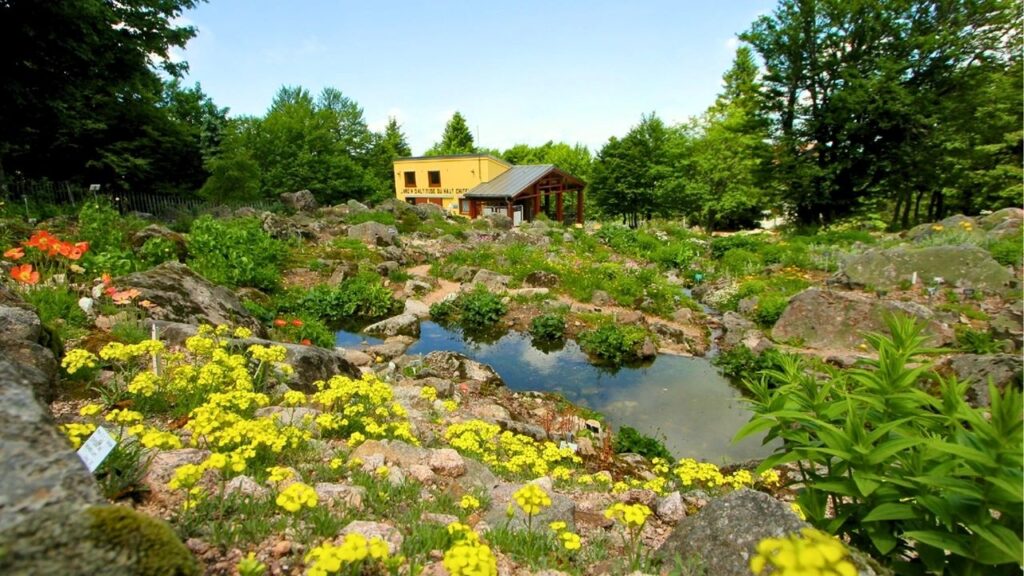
394, 155, 510, 212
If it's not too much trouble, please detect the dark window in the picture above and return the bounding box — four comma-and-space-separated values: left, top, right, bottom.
460, 200, 470, 214
428, 170, 441, 187
404, 171, 416, 187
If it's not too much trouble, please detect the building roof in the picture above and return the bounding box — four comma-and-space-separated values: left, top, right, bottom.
464, 165, 583, 199
396, 153, 511, 166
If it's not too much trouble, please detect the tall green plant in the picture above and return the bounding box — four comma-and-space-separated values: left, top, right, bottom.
737, 315, 1023, 574
186, 216, 285, 290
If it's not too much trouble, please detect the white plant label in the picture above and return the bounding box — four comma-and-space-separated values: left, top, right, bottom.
77, 426, 117, 472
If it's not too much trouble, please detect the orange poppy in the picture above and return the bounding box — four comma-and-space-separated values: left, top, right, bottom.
25, 230, 57, 250
300, 338, 312, 346
273, 318, 287, 327
65, 243, 85, 260
10, 264, 40, 285
3, 247, 24, 260
101, 273, 112, 285
291, 319, 304, 327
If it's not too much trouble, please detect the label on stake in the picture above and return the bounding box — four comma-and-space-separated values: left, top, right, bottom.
77, 426, 117, 472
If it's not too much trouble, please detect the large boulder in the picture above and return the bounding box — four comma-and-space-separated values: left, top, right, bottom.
720, 311, 757, 351
943, 354, 1023, 407
280, 189, 319, 213
838, 246, 1013, 294
117, 262, 263, 334
468, 269, 511, 293
0, 304, 59, 402
772, 289, 953, 349
979, 207, 1024, 230
348, 222, 399, 247
418, 351, 504, 387
363, 314, 420, 338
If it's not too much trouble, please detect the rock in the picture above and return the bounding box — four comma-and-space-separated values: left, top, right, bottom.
118, 262, 263, 334
411, 202, 446, 219
469, 269, 511, 292
0, 304, 59, 402
404, 299, 430, 319
224, 475, 268, 498
271, 539, 292, 558
421, 512, 459, 526
405, 279, 433, 296
412, 377, 455, 398
348, 222, 399, 247
141, 448, 211, 497
339, 521, 403, 555
254, 406, 320, 428
408, 465, 437, 484
507, 287, 549, 298
130, 224, 188, 260
428, 449, 466, 477
485, 482, 575, 532
741, 330, 773, 355
979, 207, 1024, 229
452, 459, 500, 493
615, 310, 644, 325
772, 289, 954, 349
591, 290, 612, 306
376, 260, 400, 276
989, 304, 1023, 351
452, 266, 478, 282
737, 296, 759, 316
654, 489, 807, 575
237, 338, 361, 392
525, 271, 560, 288
0, 504, 200, 576
655, 491, 686, 524
314, 483, 365, 509
495, 418, 546, 441
280, 189, 319, 213
363, 314, 420, 338
945, 354, 1023, 407
260, 212, 316, 240
342, 349, 373, 367
421, 351, 504, 387
350, 440, 431, 469
839, 246, 1013, 294
639, 337, 658, 358
346, 199, 369, 213
364, 339, 411, 361
485, 213, 513, 230
672, 308, 697, 324
0, 360, 101, 532
987, 217, 1023, 241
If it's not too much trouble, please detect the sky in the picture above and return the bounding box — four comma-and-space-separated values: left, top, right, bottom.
177, 0, 775, 155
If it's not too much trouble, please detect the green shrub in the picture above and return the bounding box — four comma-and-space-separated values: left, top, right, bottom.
613, 426, 673, 461
187, 216, 285, 290
578, 322, 650, 365
718, 248, 764, 275
529, 313, 565, 341
429, 286, 508, 332
752, 293, 790, 328
955, 326, 1003, 354
345, 210, 396, 226
988, 237, 1023, 267
738, 315, 1023, 574
712, 346, 783, 381
78, 199, 127, 254
23, 285, 89, 341
137, 236, 178, 267
710, 235, 766, 259
277, 275, 398, 323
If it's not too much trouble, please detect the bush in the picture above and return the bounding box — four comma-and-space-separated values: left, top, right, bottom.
137, 236, 178, 267
529, 313, 565, 341
989, 237, 1023, 267
738, 315, 1023, 573
187, 216, 285, 290
718, 248, 764, 275
578, 322, 650, 365
752, 293, 790, 328
955, 326, 1003, 354
23, 285, 89, 341
613, 426, 673, 461
279, 275, 398, 323
712, 346, 783, 381
345, 210, 396, 226
710, 235, 766, 259
78, 199, 127, 254
429, 286, 508, 332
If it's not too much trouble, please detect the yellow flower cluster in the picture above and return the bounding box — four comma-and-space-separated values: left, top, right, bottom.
267, 466, 294, 483
443, 522, 497, 576
444, 420, 580, 478
61, 349, 98, 375
459, 495, 480, 511
513, 484, 551, 516
750, 528, 856, 576
276, 481, 318, 513
98, 339, 165, 363
604, 502, 652, 529
419, 386, 438, 402
79, 403, 104, 417
282, 390, 306, 406
248, 344, 287, 364
549, 521, 581, 551
311, 374, 418, 445
140, 428, 183, 450
61, 422, 97, 448
168, 463, 204, 491
305, 533, 390, 576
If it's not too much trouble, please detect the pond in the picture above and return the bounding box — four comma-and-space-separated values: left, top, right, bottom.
340, 321, 776, 464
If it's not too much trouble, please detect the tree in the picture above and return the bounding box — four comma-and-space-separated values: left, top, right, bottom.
426, 111, 475, 155
589, 114, 671, 228
0, 0, 203, 191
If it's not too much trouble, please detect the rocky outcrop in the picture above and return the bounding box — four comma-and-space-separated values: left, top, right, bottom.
418, 351, 504, 388
348, 222, 399, 247
468, 269, 511, 292
772, 289, 953, 349
943, 353, 1023, 407
838, 246, 1013, 294
118, 262, 263, 334
363, 313, 421, 338
280, 189, 319, 213
0, 303, 60, 402
720, 312, 757, 351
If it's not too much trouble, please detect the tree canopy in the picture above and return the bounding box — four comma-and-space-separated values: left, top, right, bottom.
426, 112, 476, 156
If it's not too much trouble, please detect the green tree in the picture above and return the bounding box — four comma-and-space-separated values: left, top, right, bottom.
426, 111, 476, 155
589, 114, 671, 228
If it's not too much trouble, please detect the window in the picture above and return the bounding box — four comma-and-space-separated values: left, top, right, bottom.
428, 170, 441, 187
460, 199, 471, 214
404, 171, 416, 187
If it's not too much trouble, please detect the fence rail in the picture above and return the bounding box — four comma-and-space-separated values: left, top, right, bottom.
3, 181, 274, 218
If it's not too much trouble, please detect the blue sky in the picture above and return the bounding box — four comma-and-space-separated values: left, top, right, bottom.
177, 0, 774, 155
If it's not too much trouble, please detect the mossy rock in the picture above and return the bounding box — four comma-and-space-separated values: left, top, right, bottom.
0, 504, 198, 576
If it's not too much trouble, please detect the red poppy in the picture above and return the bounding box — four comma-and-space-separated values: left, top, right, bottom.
25, 230, 57, 251
74, 241, 89, 254
3, 247, 24, 260
291, 319, 304, 327
273, 318, 287, 327
10, 264, 40, 285
300, 338, 312, 346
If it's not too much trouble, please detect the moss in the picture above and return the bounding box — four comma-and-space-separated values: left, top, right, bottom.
86, 505, 199, 576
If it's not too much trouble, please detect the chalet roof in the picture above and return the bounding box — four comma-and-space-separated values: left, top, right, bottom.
463, 165, 583, 199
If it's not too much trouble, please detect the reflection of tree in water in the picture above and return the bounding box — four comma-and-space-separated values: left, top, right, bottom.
529, 336, 566, 354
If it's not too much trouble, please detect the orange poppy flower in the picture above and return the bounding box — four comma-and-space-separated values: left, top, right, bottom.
25, 230, 57, 250
273, 318, 287, 327
65, 243, 85, 260
111, 288, 141, 305
3, 247, 24, 260
101, 273, 112, 285
291, 319, 304, 327
10, 264, 40, 285
74, 241, 89, 254
300, 338, 312, 346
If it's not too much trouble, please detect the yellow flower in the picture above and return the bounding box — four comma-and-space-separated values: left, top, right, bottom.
443, 540, 498, 576
233, 327, 253, 339
548, 521, 567, 532
168, 463, 203, 491
329, 457, 344, 470
375, 465, 390, 478
513, 484, 551, 517
459, 495, 481, 511
282, 390, 306, 407
750, 528, 856, 576
790, 502, 807, 521
266, 466, 294, 484
604, 502, 652, 529
62, 349, 98, 375
559, 531, 581, 551
420, 386, 438, 402
275, 482, 318, 513
79, 403, 104, 417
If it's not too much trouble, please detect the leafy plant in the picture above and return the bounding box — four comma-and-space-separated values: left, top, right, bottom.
137, 236, 179, 266
737, 315, 1023, 574
345, 210, 396, 226
277, 275, 398, 323
95, 436, 150, 500
712, 346, 783, 381
529, 313, 566, 341
187, 216, 285, 290
578, 322, 651, 366
430, 285, 508, 332
751, 293, 789, 328
988, 236, 1023, 267
22, 285, 90, 341
955, 326, 1003, 354
613, 426, 673, 461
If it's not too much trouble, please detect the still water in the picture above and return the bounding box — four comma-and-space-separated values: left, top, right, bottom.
340, 322, 776, 464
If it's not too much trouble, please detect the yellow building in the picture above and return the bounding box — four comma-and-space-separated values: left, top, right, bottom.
393, 153, 585, 225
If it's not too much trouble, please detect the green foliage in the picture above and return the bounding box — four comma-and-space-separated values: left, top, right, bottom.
187, 216, 285, 290
86, 505, 200, 576
712, 347, 784, 381
529, 313, 566, 341
578, 322, 651, 366
110, 320, 150, 345
137, 236, 179, 267
955, 326, 1003, 354
430, 285, 508, 332
345, 210, 396, 226
95, 437, 149, 500
589, 113, 671, 228
709, 235, 766, 259
277, 275, 398, 323
22, 285, 89, 341
425, 111, 476, 155
486, 527, 558, 570
738, 315, 1023, 574
988, 236, 1023, 267
751, 293, 790, 328
78, 200, 128, 253
613, 426, 673, 461
718, 248, 763, 276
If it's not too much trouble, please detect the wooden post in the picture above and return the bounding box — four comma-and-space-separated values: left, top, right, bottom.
506, 200, 513, 219
556, 190, 564, 223
576, 189, 584, 224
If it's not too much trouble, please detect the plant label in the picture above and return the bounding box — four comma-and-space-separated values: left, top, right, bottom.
77, 426, 117, 472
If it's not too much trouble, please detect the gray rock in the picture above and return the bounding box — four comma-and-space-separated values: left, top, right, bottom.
364, 339, 411, 361
651, 321, 691, 348
772, 289, 953, 349
364, 314, 420, 338
261, 211, 316, 240
591, 290, 612, 306
979, 207, 1024, 230
839, 246, 1013, 294
141, 448, 211, 498
118, 262, 263, 334
224, 475, 268, 498
421, 351, 504, 387
341, 349, 373, 366
485, 213, 513, 230
737, 296, 759, 316
615, 310, 644, 325
0, 360, 101, 532
404, 299, 430, 319
315, 483, 365, 509
405, 279, 433, 296
0, 304, 59, 402
946, 354, 1023, 407
987, 217, 1023, 242
411, 202, 446, 219
484, 481, 575, 532
346, 199, 369, 213
428, 449, 466, 477
451, 459, 500, 494
348, 222, 399, 247
525, 271, 560, 288
231, 336, 361, 392
715, 311, 753, 349
655, 491, 686, 524
672, 308, 697, 325
469, 269, 511, 292
495, 418, 547, 441
350, 439, 431, 469
339, 520, 403, 555
280, 189, 319, 213
989, 304, 1023, 351
507, 287, 550, 298
452, 266, 478, 282
254, 406, 320, 428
